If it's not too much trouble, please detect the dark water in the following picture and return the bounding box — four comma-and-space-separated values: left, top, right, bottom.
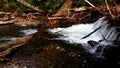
0, 24, 38, 43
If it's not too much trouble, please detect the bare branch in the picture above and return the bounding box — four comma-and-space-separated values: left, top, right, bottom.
84, 0, 102, 13
48, 17, 64, 20
0, 20, 15, 25
104, 0, 115, 19
16, 0, 44, 13
68, 6, 87, 12
84, 0, 96, 9
81, 26, 101, 39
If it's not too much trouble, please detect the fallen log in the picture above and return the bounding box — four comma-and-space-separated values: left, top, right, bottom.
48, 13, 89, 20
0, 35, 33, 58
47, 13, 90, 24
0, 20, 15, 25
45, 0, 74, 28
52, 0, 73, 17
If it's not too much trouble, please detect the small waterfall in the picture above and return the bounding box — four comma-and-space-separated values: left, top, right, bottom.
48, 17, 119, 58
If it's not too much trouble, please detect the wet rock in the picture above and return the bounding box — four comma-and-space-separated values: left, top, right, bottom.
114, 32, 120, 47
87, 40, 99, 47
115, 27, 120, 32
95, 46, 103, 54
2, 30, 92, 68
103, 46, 120, 65
0, 29, 119, 68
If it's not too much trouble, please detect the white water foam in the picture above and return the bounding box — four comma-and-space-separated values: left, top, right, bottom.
0, 36, 19, 42
48, 17, 118, 57
0, 28, 38, 42
21, 28, 38, 35
48, 17, 106, 44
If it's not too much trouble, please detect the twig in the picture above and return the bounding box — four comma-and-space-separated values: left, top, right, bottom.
84, 0, 96, 9
68, 6, 87, 12
99, 34, 114, 42
84, 0, 103, 14
81, 26, 101, 39
104, 0, 115, 19
78, 14, 90, 20
16, 0, 44, 13
48, 17, 65, 20
105, 0, 111, 14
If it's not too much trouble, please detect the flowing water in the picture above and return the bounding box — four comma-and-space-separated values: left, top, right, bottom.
48, 17, 120, 58
0, 25, 38, 43
0, 17, 119, 68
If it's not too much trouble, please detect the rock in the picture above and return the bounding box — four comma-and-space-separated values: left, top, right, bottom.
0, 30, 119, 68
103, 46, 120, 64
87, 40, 99, 47
1, 30, 91, 68
95, 46, 103, 54
115, 27, 120, 32
114, 31, 120, 47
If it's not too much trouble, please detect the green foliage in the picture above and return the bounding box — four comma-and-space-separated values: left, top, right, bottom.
0, 0, 114, 13
25, 0, 34, 5
0, 0, 65, 14
0, 0, 30, 11
34, 0, 65, 15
